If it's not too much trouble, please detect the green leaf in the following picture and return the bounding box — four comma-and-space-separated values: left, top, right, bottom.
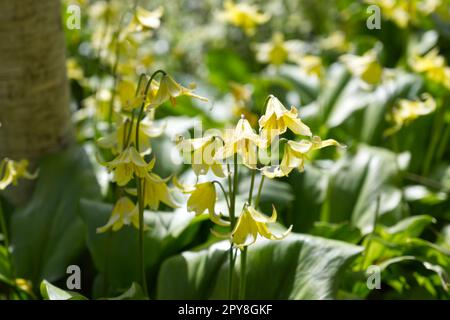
10, 147, 101, 287
324, 145, 405, 233
40, 280, 87, 300
79, 199, 203, 298
108, 282, 146, 300
156, 234, 362, 299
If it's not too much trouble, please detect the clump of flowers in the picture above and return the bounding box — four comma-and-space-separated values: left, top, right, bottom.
385, 94, 436, 136
96, 70, 207, 296
219, 0, 270, 36
176, 94, 342, 299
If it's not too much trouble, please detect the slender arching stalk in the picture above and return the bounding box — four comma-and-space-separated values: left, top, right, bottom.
239, 169, 256, 299
227, 153, 239, 299
133, 70, 165, 297
212, 180, 231, 214
254, 175, 265, 209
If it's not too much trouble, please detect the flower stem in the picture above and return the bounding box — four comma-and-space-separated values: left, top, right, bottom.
136, 177, 148, 297
239, 247, 247, 300
135, 70, 166, 151
227, 153, 239, 299
254, 175, 265, 209
248, 170, 255, 206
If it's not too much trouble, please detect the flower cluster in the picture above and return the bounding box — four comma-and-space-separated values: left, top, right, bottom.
177, 94, 342, 249
97, 71, 207, 233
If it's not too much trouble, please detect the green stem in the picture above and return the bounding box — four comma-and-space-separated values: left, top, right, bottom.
135, 70, 166, 151
436, 122, 450, 162
254, 175, 265, 209
248, 170, 255, 206
360, 196, 381, 271
136, 177, 148, 297
227, 153, 239, 299
423, 99, 446, 176
239, 247, 247, 300
212, 180, 231, 214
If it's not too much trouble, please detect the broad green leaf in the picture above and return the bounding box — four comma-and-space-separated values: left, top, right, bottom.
10, 147, 101, 287
40, 280, 87, 300
157, 234, 362, 299
79, 199, 203, 298
324, 145, 405, 233
108, 282, 146, 300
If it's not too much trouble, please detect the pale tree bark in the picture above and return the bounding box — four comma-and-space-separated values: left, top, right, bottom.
0, 0, 73, 204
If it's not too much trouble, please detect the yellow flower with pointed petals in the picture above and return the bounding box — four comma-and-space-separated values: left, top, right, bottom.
216, 117, 262, 169
341, 50, 383, 86
174, 179, 229, 226
97, 197, 139, 233
176, 136, 224, 177
0, 159, 38, 190
259, 95, 312, 145
262, 136, 341, 178
385, 94, 436, 136
98, 114, 164, 155
139, 171, 178, 210
147, 74, 208, 109
410, 49, 450, 89
256, 32, 289, 66
219, 0, 270, 36
117, 79, 143, 112
101, 146, 152, 186
231, 205, 291, 249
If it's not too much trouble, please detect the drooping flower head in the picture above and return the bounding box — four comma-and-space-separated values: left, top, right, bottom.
0, 159, 38, 190
100, 145, 153, 186
216, 116, 263, 169
259, 95, 312, 146
410, 49, 450, 89
97, 197, 139, 233
147, 74, 208, 109
219, 0, 270, 36
176, 136, 225, 177
230, 205, 291, 249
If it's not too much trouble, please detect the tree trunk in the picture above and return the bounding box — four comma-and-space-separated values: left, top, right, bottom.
0, 0, 72, 204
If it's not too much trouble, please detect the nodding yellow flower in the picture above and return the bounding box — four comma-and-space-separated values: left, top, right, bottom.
139, 172, 178, 210
256, 32, 289, 66
230, 205, 291, 249
97, 197, 139, 233
216, 117, 262, 169
98, 114, 164, 155
0, 159, 38, 190
259, 95, 312, 146
410, 49, 450, 89
176, 136, 225, 177
117, 79, 143, 112
296, 55, 323, 78
262, 136, 341, 178
134, 6, 163, 30
174, 179, 229, 226
385, 94, 436, 136
147, 74, 208, 109
101, 146, 152, 186
365, 0, 411, 28
219, 0, 270, 36
341, 50, 383, 86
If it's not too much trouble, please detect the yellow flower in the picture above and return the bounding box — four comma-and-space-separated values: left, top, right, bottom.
410, 49, 450, 89
101, 146, 152, 186
262, 136, 341, 178
296, 55, 323, 78
147, 74, 208, 108
134, 6, 163, 30
365, 0, 411, 28
341, 50, 383, 86
219, 0, 270, 36
97, 197, 139, 233
256, 33, 289, 66
98, 114, 164, 155
385, 94, 436, 136
216, 117, 262, 169
231, 205, 291, 249
174, 179, 229, 226
176, 136, 225, 177
259, 95, 312, 145
0, 159, 38, 190
116, 79, 142, 112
